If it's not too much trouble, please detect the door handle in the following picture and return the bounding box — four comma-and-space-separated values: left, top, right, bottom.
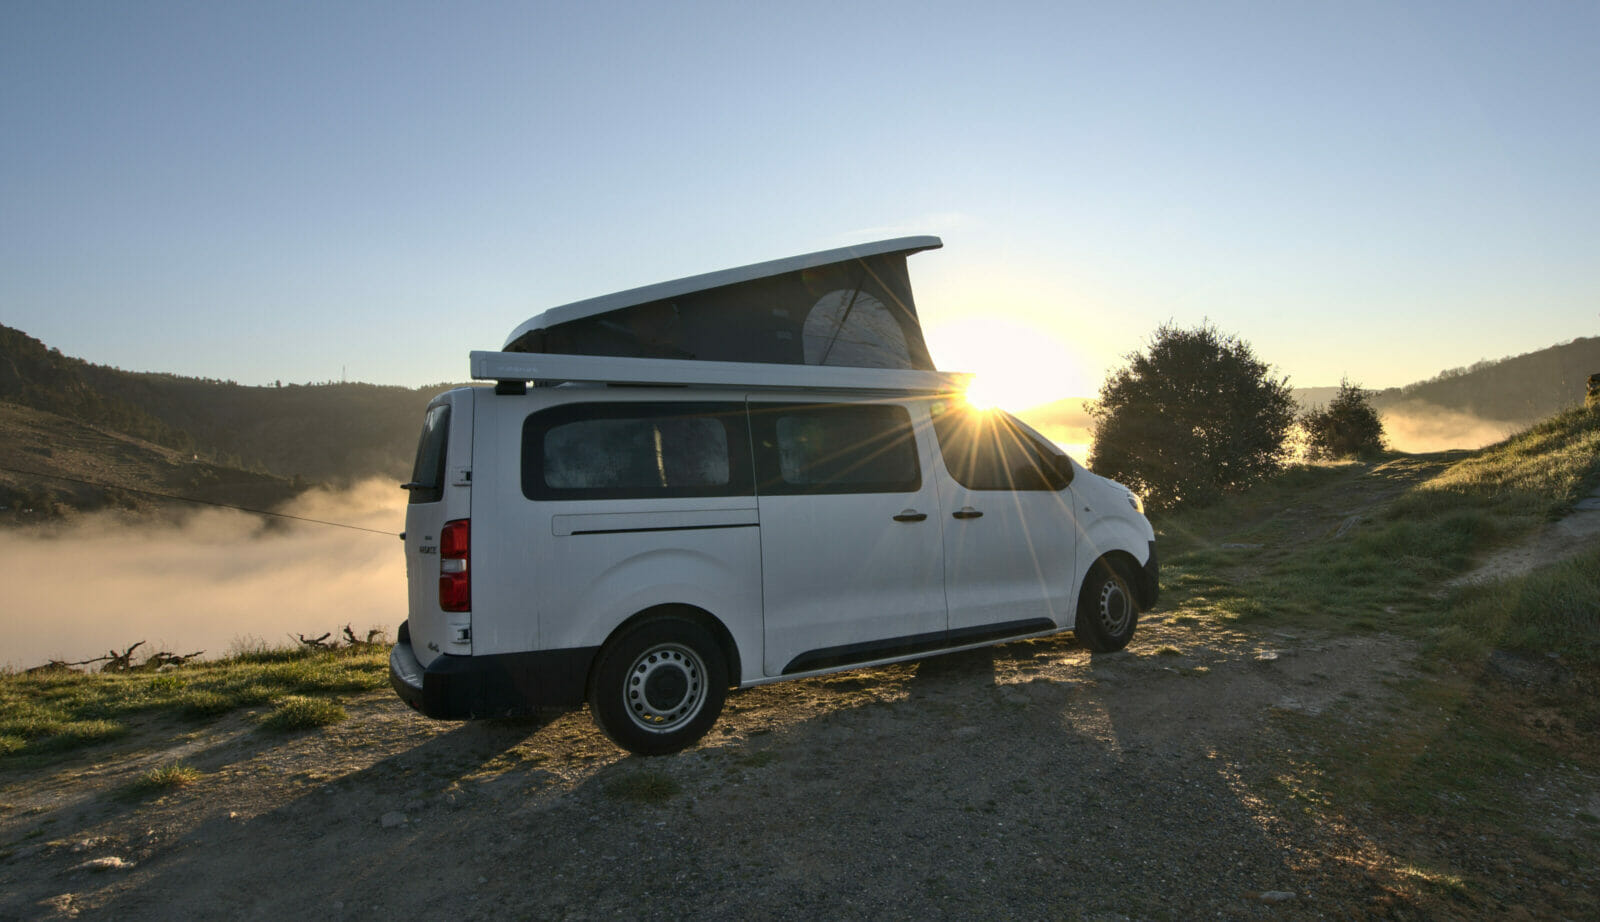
893, 510, 928, 523
953, 507, 984, 520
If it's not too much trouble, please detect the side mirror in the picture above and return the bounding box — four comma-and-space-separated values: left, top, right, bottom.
1055, 455, 1076, 487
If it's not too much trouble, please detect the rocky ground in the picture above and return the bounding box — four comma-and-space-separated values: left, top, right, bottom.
7, 605, 1595, 921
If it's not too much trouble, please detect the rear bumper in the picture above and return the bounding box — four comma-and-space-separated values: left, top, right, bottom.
389, 620, 599, 719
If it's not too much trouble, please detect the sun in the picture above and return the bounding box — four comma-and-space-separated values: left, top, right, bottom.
925, 318, 1086, 414
963, 376, 1003, 411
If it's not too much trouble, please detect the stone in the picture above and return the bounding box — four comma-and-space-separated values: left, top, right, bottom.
74, 856, 134, 872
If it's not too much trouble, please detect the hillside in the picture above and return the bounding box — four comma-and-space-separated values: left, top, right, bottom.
6, 322, 1595, 512
1375, 336, 1600, 420
1295, 336, 1600, 424
0, 401, 298, 525
0, 325, 442, 486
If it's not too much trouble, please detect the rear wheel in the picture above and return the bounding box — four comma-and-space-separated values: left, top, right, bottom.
589, 616, 728, 756
1075, 560, 1138, 653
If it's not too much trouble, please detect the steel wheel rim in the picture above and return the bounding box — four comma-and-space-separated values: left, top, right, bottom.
622, 642, 707, 734
1096, 578, 1132, 636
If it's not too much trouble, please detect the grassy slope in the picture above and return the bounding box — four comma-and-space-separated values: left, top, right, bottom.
0, 644, 387, 765
1155, 405, 1600, 910
1158, 404, 1600, 646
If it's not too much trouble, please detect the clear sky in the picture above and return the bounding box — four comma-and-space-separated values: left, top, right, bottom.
3, 1, 1596, 409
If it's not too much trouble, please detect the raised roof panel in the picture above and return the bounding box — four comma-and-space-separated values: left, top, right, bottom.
503, 236, 944, 371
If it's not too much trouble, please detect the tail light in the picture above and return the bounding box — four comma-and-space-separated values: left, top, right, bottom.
439, 518, 470, 611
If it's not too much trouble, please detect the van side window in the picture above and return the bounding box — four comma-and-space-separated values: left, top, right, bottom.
522, 402, 752, 500
932, 406, 1067, 492
408, 404, 450, 504
750, 403, 921, 495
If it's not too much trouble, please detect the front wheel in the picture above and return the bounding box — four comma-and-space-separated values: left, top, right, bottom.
1075, 560, 1139, 653
588, 616, 728, 756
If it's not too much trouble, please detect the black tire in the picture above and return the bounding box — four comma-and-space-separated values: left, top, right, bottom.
588, 616, 728, 756
1075, 560, 1139, 653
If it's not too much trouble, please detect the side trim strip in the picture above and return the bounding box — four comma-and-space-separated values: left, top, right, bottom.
782, 617, 1057, 675
571, 523, 760, 537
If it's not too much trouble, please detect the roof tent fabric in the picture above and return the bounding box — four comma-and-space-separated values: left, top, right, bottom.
504, 239, 939, 370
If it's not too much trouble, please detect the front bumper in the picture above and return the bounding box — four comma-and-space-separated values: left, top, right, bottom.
1136, 540, 1160, 610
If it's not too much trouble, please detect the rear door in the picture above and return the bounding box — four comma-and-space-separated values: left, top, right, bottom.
403, 389, 475, 666
751, 400, 947, 675
931, 402, 1078, 634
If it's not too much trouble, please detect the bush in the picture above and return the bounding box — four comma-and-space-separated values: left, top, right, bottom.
1302, 378, 1385, 460
1088, 322, 1296, 510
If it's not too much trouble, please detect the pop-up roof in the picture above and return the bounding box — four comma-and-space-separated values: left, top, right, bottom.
503, 236, 943, 370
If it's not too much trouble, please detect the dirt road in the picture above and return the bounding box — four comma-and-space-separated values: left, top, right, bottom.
12, 608, 1563, 921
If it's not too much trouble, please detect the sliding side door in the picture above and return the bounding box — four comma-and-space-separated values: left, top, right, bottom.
751, 400, 947, 676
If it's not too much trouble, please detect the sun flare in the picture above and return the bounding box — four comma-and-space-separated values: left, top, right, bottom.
926, 318, 1086, 415
963, 377, 1003, 411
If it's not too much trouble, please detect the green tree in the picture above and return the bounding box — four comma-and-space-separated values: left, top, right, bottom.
1088, 322, 1295, 511
1301, 378, 1385, 459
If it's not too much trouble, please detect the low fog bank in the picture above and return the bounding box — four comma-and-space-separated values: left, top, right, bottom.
1025, 397, 1527, 466
1378, 400, 1524, 454
2, 479, 407, 671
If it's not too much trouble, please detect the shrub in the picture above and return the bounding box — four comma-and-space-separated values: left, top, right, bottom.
1088, 322, 1296, 510
1302, 378, 1386, 460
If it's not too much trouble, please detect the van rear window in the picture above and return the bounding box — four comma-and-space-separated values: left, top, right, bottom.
522, 402, 752, 501
407, 404, 450, 505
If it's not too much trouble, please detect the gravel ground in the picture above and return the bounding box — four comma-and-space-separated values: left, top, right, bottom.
0, 610, 1589, 920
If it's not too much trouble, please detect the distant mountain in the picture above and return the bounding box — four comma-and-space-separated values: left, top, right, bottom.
1292, 386, 1344, 411
1370, 336, 1600, 423
1294, 336, 1600, 425
1, 324, 448, 521
1015, 397, 1093, 451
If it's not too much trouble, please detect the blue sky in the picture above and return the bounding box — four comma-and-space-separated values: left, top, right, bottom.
3, 1, 1596, 405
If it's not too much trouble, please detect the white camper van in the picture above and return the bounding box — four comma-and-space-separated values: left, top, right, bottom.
389, 237, 1158, 755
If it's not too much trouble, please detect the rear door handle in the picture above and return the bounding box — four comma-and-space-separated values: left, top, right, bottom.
893, 510, 928, 523
953, 507, 984, 520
